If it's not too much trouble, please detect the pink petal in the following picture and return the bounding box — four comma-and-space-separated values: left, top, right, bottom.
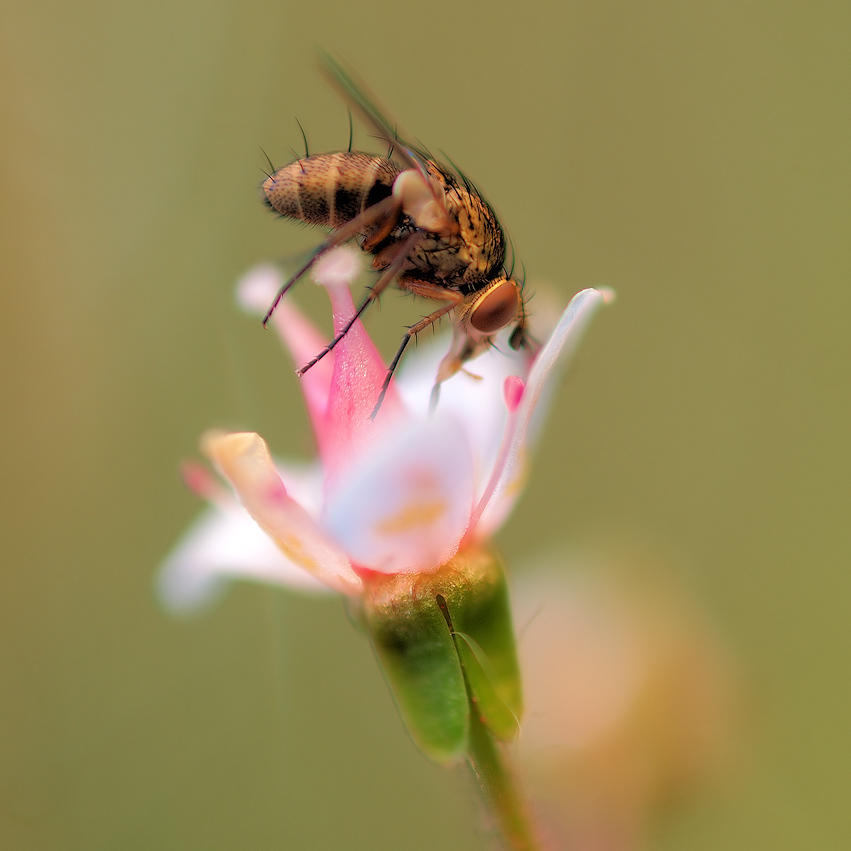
473, 288, 613, 537
238, 253, 410, 488
504, 375, 526, 412
202, 430, 362, 595
322, 415, 476, 574
318, 256, 407, 489
237, 265, 336, 453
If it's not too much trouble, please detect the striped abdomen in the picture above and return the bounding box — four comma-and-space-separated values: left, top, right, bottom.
262, 152, 401, 228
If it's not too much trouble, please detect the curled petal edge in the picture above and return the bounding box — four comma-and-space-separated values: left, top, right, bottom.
473, 287, 614, 536
202, 430, 362, 596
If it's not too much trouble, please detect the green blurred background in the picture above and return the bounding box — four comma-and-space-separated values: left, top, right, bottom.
2, 1, 848, 848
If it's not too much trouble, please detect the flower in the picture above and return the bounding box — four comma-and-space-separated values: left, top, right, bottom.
160, 246, 612, 765
159, 247, 612, 611
513, 557, 739, 848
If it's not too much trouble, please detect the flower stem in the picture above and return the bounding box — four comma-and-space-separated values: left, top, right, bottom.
434, 593, 542, 850
466, 706, 543, 851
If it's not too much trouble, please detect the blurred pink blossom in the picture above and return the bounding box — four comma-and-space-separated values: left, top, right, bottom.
514, 559, 739, 850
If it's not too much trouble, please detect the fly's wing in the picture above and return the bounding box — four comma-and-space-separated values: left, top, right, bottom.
321, 54, 458, 240
322, 54, 431, 174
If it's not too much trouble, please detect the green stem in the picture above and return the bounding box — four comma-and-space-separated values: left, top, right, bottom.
466, 706, 543, 851
435, 593, 542, 850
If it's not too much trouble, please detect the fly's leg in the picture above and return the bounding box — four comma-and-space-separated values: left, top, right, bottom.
371, 277, 464, 419
295, 231, 425, 377
262, 194, 401, 326
508, 295, 539, 353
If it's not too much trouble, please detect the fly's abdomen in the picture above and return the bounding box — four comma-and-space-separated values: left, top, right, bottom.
262, 152, 400, 228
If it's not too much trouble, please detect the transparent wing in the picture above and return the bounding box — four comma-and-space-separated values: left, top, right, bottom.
321, 54, 432, 177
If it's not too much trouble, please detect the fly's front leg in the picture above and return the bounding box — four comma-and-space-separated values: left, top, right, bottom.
371, 277, 464, 419
296, 231, 424, 377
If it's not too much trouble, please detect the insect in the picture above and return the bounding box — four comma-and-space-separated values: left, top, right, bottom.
261, 57, 531, 415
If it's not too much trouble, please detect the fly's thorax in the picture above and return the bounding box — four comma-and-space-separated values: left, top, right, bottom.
262, 152, 399, 228
452, 187, 506, 284
404, 236, 467, 280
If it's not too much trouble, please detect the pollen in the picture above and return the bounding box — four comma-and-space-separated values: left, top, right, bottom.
275, 533, 320, 573
373, 500, 447, 535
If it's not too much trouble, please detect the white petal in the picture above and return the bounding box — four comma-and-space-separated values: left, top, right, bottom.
235, 264, 281, 313
310, 245, 363, 288
275, 460, 324, 518
204, 431, 362, 595
475, 288, 613, 536
157, 504, 330, 613
322, 416, 476, 574
394, 328, 529, 495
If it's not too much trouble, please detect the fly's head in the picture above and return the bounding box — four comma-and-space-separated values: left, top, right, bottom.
433, 276, 528, 388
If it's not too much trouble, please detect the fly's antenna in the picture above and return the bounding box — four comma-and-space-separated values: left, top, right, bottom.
346, 108, 354, 152
295, 117, 310, 158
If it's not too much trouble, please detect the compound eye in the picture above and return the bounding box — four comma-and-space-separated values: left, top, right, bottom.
469, 279, 519, 334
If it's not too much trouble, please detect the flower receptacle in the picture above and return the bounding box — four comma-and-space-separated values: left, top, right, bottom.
356, 546, 522, 764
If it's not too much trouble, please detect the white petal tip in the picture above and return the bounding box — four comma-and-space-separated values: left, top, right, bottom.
310, 246, 362, 290
236, 265, 281, 314
156, 560, 225, 615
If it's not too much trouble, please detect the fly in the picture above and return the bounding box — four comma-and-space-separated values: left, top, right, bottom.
261, 56, 531, 416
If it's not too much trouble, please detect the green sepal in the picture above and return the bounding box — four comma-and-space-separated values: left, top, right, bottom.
454, 630, 520, 742
359, 577, 468, 764
356, 546, 522, 764
443, 549, 522, 743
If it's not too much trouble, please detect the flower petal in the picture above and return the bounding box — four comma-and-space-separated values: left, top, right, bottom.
239, 251, 409, 488
317, 253, 407, 488
157, 502, 330, 613
394, 328, 532, 497
473, 288, 613, 537
322, 415, 476, 574
237, 265, 336, 451
203, 430, 362, 595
